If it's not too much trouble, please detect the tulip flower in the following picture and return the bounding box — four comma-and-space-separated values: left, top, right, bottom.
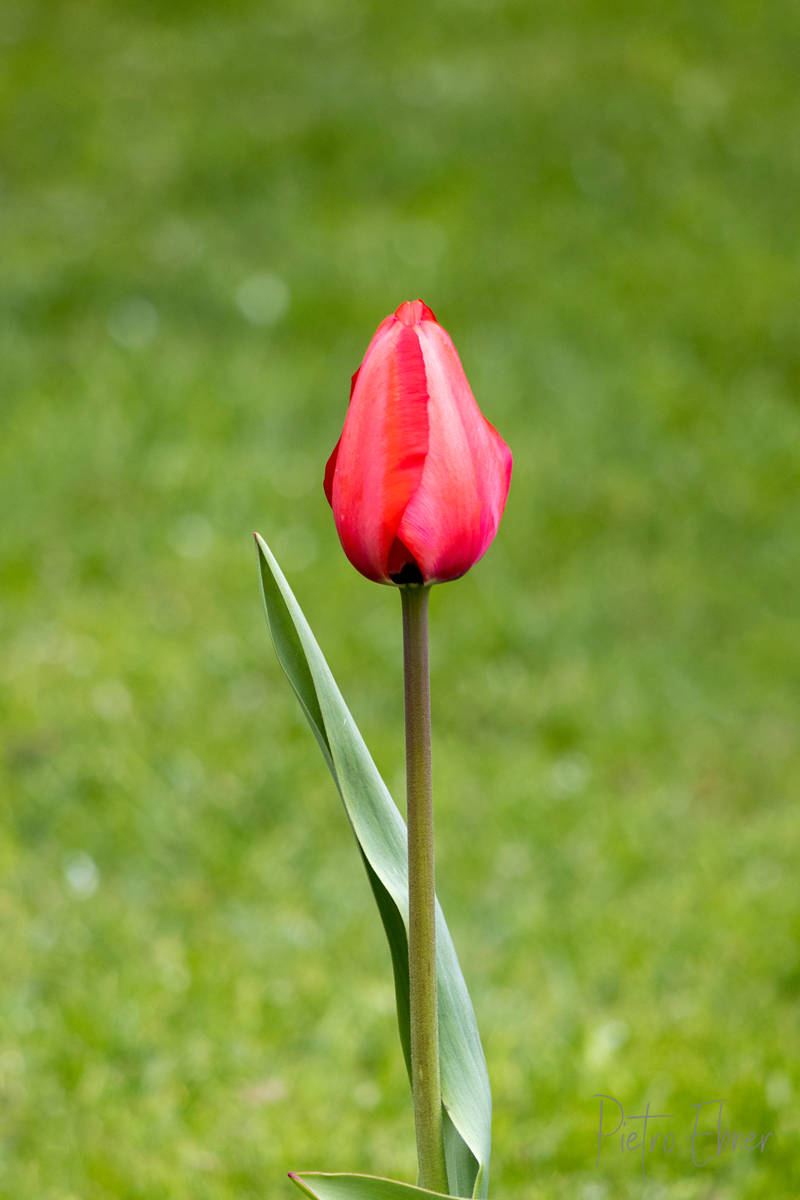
258, 301, 505, 1197
324, 301, 512, 1192
324, 300, 512, 586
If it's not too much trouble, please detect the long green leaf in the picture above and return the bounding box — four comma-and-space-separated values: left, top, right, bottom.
256, 534, 491, 1199
289, 1171, 477, 1200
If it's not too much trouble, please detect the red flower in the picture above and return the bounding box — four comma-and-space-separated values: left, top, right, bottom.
324, 300, 512, 585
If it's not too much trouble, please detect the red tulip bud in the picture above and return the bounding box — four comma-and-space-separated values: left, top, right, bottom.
324, 300, 512, 586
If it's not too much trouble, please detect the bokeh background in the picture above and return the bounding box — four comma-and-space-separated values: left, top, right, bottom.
2, 1, 799, 1197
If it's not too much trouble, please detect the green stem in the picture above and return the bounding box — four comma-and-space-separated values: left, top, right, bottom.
401, 585, 448, 1195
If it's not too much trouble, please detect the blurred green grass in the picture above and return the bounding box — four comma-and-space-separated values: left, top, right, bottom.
2, 0, 799, 1197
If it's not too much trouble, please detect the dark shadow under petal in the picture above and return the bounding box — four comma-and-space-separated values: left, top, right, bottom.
388, 537, 424, 584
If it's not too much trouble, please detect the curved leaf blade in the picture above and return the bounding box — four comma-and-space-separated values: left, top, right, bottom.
289, 1171, 471, 1200
256, 534, 491, 1198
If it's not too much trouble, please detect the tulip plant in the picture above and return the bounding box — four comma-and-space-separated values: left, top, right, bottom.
256, 301, 512, 1200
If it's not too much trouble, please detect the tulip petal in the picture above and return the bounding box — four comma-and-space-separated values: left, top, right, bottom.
331, 321, 429, 582
395, 298, 437, 326
398, 322, 511, 583
323, 437, 341, 507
